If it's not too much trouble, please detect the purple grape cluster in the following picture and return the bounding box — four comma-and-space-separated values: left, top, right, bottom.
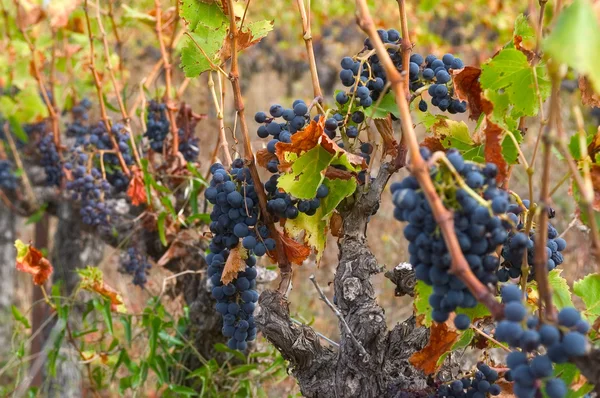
121, 247, 152, 287
391, 148, 509, 328
498, 202, 566, 282
435, 363, 501, 397
38, 133, 63, 187
337, 29, 467, 114
178, 128, 199, 161
205, 159, 263, 350
64, 149, 111, 227
494, 284, 588, 398
65, 99, 92, 138
145, 101, 170, 152
0, 159, 18, 191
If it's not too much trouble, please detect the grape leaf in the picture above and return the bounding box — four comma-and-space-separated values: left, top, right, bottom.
414, 280, 433, 327
410, 322, 459, 375
548, 269, 575, 310
480, 48, 550, 117
501, 128, 522, 165
217, 20, 273, 63
284, 177, 356, 259
430, 118, 472, 150
436, 329, 474, 367
180, 0, 227, 31
455, 303, 491, 321
513, 13, 535, 45
15, 239, 53, 285
461, 145, 485, 163
573, 273, 600, 322
544, 0, 600, 93
180, 28, 227, 77
368, 92, 400, 119
277, 145, 333, 199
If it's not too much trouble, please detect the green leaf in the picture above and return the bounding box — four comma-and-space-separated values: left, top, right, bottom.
284, 177, 356, 259
567, 383, 594, 398
501, 129, 523, 165
480, 48, 551, 117
180, 0, 227, 31
11, 305, 31, 328
544, 0, 600, 93
437, 329, 474, 366
157, 212, 168, 246
414, 281, 433, 327
180, 29, 227, 78
513, 14, 535, 44
227, 364, 258, 376
95, 299, 114, 335
120, 315, 132, 346
149, 316, 161, 362
367, 92, 400, 119
573, 273, 600, 322
548, 269, 574, 310
432, 119, 472, 150
8, 116, 29, 143
214, 343, 246, 362
121, 5, 156, 23
141, 159, 153, 206
168, 385, 198, 396
244, 20, 274, 45
568, 131, 594, 160
13, 86, 49, 123
158, 331, 185, 346
455, 302, 491, 321
25, 203, 48, 225
461, 145, 485, 163
278, 145, 333, 199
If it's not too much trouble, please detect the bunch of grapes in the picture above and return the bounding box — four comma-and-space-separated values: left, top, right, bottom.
37, 133, 63, 187
145, 101, 170, 152
498, 202, 566, 281
254, 101, 332, 219
494, 284, 588, 398
435, 363, 501, 397
204, 159, 263, 350
65, 99, 92, 138
120, 247, 152, 287
337, 28, 467, 114
391, 148, 509, 328
64, 149, 111, 227
0, 159, 18, 191
178, 128, 199, 161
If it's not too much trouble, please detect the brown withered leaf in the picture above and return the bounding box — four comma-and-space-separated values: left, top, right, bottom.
325, 166, 354, 180
484, 118, 509, 185
275, 118, 323, 161
420, 137, 445, 153
373, 117, 398, 158
330, 212, 343, 237
221, 246, 246, 285
256, 148, 277, 169
16, 0, 44, 30
589, 165, 600, 211
267, 230, 311, 266
157, 230, 203, 267
580, 76, 600, 107
15, 240, 53, 285
451, 67, 492, 121
587, 126, 600, 160
47, 0, 81, 29
409, 322, 459, 375
78, 267, 123, 310
218, 22, 274, 64
127, 167, 147, 206
321, 133, 367, 168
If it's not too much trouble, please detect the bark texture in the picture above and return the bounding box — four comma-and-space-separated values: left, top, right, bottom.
0, 203, 16, 357
256, 164, 438, 397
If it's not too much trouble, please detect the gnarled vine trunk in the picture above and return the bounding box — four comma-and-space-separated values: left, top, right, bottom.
0, 203, 16, 358
256, 164, 448, 397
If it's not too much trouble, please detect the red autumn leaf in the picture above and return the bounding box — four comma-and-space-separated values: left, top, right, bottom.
15, 240, 53, 285
513, 35, 536, 62
484, 118, 509, 186
588, 126, 600, 162
321, 133, 367, 168
330, 212, 343, 237
127, 167, 147, 206
218, 22, 274, 64
266, 230, 311, 266
589, 165, 600, 211
221, 246, 246, 285
275, 118, 324, 161
409, 322, 459, 374
452, 67, 493, 121
420, 137, 446, 153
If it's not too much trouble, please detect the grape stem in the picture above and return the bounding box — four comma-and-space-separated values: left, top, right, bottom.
471, 324, 511, 352
355, 0, 503, 319
396, 0, 413, 99
94, 0, 143, 169
208, 72, 232, 168
83, 0, 131, 177
295, 0, 323, 99
2, 122, 38, 209
224, 0, 292, 292
309, 274, 368, 359
154, 0, 180, 159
